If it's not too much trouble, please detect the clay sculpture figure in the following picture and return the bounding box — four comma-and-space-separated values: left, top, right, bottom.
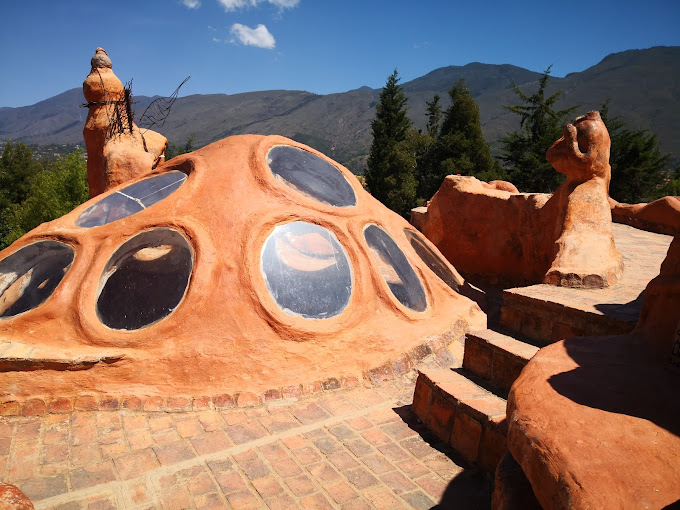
413, 111, 623, 288
83, 48, 167, 198
543, 111, 623, 287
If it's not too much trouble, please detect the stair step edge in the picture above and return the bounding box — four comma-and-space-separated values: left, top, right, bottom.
467, 329, 539, 362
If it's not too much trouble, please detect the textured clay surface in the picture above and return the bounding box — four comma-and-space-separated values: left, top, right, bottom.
0, 483, 34, 509
610, 195, 680, 236
0, 134, 485, 402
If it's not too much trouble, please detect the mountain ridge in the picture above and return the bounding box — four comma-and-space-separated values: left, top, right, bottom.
1, 46, 678, 172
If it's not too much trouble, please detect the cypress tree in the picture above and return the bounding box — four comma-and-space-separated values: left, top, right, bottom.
365, 70, 411, 206
425, 94, 442, 138
427, 79, 502, 198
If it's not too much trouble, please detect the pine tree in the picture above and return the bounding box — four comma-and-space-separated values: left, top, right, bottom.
425, 94, 442, 138
499, 67, 577, 192
427, 79, 503, 198
601, 100, 670, 203
365, 70, 411, 206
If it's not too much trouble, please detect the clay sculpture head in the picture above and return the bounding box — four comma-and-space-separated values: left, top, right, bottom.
546, 111, 611, 185
0, 135, 485, 404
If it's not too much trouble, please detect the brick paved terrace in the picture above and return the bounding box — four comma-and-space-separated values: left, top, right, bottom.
1, 223, 673, 510
0, 372, 492, 509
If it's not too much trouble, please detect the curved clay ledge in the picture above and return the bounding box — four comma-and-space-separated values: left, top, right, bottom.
0, 324, 462, 416
507, 334, 680, 508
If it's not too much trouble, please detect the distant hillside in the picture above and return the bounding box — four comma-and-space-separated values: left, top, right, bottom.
1, 46, 678, 172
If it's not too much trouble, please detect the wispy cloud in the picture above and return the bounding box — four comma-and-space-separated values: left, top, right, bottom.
182, 0, 201, 8
230, 23, 276, 49
217, 0, 299, 12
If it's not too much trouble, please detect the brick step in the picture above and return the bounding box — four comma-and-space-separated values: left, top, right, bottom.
463, 329, 539, 393
412, 367, 507, 473
500, 287, 636, 345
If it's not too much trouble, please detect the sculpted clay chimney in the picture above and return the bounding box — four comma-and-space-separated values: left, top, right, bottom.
82, 48, 167, 197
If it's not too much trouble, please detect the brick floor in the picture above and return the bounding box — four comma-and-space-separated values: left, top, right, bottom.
27, 219, 667, 507
0, 378, 492, 509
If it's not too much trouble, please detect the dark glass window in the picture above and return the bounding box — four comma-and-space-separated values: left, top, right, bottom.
267, 145, 357, 207
0, 241, 74, 318
77, 171, 187, 228
261, 222, 352, 319
404, 229, 460, 293
364, 225, 427, 312
97, 229, 193, 330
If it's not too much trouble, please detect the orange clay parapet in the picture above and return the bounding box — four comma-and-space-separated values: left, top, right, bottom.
413, 111, 623, 289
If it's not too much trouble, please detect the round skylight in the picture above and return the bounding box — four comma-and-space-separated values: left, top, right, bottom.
267, 145, 357, 207
0, 241, 74, 318
97, 228, 193, 329
77, 171, 187, 228
261, 221, 353, 318
364, 225, 427, 312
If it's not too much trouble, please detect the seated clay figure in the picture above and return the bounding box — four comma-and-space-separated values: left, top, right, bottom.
543, 111, 623, 287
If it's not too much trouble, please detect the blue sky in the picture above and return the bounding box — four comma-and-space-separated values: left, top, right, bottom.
1, 0, 679, 108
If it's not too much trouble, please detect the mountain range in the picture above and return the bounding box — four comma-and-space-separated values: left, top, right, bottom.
1, 46, 678, 172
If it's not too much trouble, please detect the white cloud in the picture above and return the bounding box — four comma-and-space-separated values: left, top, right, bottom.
268, 0, 299, 8
182, 0, 201, 8
230, 23, 276, 49
217, 0, 299, 11
218, 0, 251, 10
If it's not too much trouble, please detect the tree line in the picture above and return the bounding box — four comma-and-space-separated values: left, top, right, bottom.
0, 70, 678, 250
0, 141, 89, 249
365, 69, 679, 217
0, 135, 199, 251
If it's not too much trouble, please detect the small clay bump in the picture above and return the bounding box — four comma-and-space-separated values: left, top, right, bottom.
90, 47, 112, 69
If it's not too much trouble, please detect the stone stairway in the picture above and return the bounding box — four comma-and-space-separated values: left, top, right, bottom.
462, 329, 539, 393
411, 327, 538, 474
411, 280, 640, 474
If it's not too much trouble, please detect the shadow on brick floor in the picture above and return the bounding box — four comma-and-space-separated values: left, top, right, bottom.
431, 468, 493, 509
393, 405, 493, 509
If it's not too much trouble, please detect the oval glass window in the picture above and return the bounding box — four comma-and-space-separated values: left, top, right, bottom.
267, 145, 357, 207
0, 241, 74, 318
364, 225, 427, 312
97, 229, 193, 330
76, 171, 187, 228
404, 229, 460, 293
261, 222, 352, 319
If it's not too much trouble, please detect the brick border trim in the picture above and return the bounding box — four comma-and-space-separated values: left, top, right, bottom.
0, 321, 467, 417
